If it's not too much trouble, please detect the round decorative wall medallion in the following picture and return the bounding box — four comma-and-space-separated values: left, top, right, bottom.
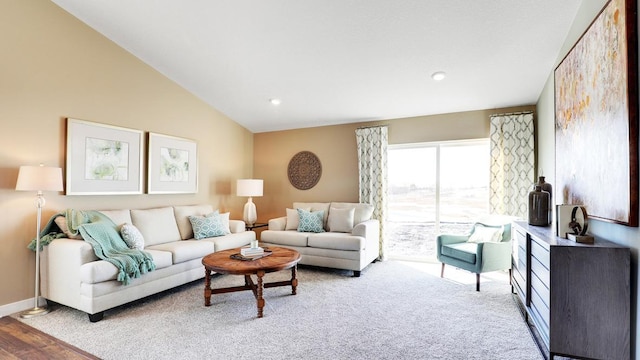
288, 151, 322, 190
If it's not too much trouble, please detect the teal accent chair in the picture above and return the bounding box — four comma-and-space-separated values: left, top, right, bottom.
436, 222, 512, 291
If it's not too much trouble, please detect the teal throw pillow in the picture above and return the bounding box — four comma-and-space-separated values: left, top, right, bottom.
297, 209, 325, 233
188, 211, 230, 239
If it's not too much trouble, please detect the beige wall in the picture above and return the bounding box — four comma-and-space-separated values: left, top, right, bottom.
0, 1, 253, 307
254, 105, 535, 224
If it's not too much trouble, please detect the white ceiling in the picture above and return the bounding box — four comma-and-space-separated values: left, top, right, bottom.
51, 0, 582, 133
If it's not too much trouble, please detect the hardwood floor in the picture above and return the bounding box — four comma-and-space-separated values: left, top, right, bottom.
0, 316, 99, 359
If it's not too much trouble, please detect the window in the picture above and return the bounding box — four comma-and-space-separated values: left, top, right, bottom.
387, 140, 489, 261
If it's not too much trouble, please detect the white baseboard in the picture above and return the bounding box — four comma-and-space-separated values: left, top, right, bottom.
0, 297, 46, 318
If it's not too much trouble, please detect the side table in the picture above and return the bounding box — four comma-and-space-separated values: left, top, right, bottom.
246, 222, 268, 231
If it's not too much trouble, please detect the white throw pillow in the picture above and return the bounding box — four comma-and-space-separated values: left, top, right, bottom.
285, 207, 310, 230
328, 207, 355, 233
330, 202, 374, 225
467, 225, 504, 243
120, 223, 145, 249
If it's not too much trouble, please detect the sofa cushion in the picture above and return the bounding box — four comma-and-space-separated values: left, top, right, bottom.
293, 202, 330, 229
308, 232, 365, 251
99, 209, 133, 227
327, 207, 355, 233
146, 240, 215, 264
206, 231, 255, 252
120, 223, 144, 249
80, 249, 172, 284
297, 209, 325, 233
441, 242, 478, 264
260, 230, 309, 247
188, 211, 230, 239
131, 207, 181, 246
330, 202, 374, 225
173, 204, 215, 240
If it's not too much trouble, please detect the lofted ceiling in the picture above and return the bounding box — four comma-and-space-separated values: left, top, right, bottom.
51, 0, 583, 133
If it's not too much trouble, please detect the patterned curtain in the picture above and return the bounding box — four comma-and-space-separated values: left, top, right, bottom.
489, 112, 535, 219
355, 126, 388, 260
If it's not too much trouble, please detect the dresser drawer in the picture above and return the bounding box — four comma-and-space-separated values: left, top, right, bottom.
512, 246, 527, 273
530, 237, 550, 268
531, 255, 550, 286
530, 292, 550, 347
530, 269, 550, 305
512, 266, 526, 303
514, 228, 527, 249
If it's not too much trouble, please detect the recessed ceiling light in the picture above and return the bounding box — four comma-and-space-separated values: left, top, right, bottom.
269, 98, 281, 106
431, 71, 446, 81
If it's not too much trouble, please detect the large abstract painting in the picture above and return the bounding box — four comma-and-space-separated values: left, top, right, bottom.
555, 0, 638, 226
66, 118, 143, 195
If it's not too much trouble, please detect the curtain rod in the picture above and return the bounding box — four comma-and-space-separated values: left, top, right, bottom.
490, 110, 534, 117
356, 124, 389, 130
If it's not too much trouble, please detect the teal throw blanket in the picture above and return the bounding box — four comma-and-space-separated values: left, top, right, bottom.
28, 209, 156, 285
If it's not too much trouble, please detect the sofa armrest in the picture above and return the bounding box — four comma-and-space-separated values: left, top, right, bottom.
40, 238, 98, 309
480, 240, 513, 272
229, 220, 246, 233
268, 217, 287, 231
352, 219, 379, 238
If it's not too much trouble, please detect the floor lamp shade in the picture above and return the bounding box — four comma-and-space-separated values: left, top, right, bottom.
16, 164, 63, 319
16, 165, 64, 192
237, 179, 263, 225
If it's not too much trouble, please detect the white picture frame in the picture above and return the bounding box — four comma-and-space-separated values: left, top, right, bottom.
147, 132, 198, 194
66, 118, 144, 195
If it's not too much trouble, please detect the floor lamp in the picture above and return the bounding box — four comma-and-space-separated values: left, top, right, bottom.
16, 164, 63, 318
237, 179, 263, 226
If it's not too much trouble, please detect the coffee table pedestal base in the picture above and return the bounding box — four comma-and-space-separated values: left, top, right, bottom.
204, 266, 298, 318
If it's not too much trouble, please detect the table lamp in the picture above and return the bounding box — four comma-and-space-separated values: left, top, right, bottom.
237, 179, 263, 226
16, 164, 63, 318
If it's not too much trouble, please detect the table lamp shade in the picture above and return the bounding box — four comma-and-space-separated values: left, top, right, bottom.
16, 165, 63, 192
236, 179, 263, 197
237, 179, 263, 226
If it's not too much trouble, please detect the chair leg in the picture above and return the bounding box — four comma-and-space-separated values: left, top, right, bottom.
440, 263, 445, 278
476, 273, 480, 291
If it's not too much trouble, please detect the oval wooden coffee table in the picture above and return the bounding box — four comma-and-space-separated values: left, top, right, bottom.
202, 246, 301, 318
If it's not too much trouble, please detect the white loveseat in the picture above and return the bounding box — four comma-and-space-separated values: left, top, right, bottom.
40, 204, 255, 322
260, 202, 380, 277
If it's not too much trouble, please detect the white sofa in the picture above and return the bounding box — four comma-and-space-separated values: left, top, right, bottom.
260, 202, 380, 277
40, 204, 255, 322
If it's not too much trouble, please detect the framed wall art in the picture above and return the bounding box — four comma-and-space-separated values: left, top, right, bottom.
66, 118, 144, 195
147, 132, 198, 194
554, 0, 638, 226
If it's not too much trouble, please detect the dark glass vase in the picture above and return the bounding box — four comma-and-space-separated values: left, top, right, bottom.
537, 176, 552, 201
537, 176, 553, 223
528, 184, 550, 226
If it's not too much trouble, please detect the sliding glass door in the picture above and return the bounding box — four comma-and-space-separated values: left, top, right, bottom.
387, 140, 489, 261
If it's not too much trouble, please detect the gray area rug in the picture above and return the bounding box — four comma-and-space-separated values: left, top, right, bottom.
18, 261, 542, 360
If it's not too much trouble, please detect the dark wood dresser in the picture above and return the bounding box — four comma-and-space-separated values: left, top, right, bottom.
511, 221, 630, 360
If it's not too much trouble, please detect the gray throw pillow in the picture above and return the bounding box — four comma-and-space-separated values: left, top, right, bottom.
120, 223, 145, 249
